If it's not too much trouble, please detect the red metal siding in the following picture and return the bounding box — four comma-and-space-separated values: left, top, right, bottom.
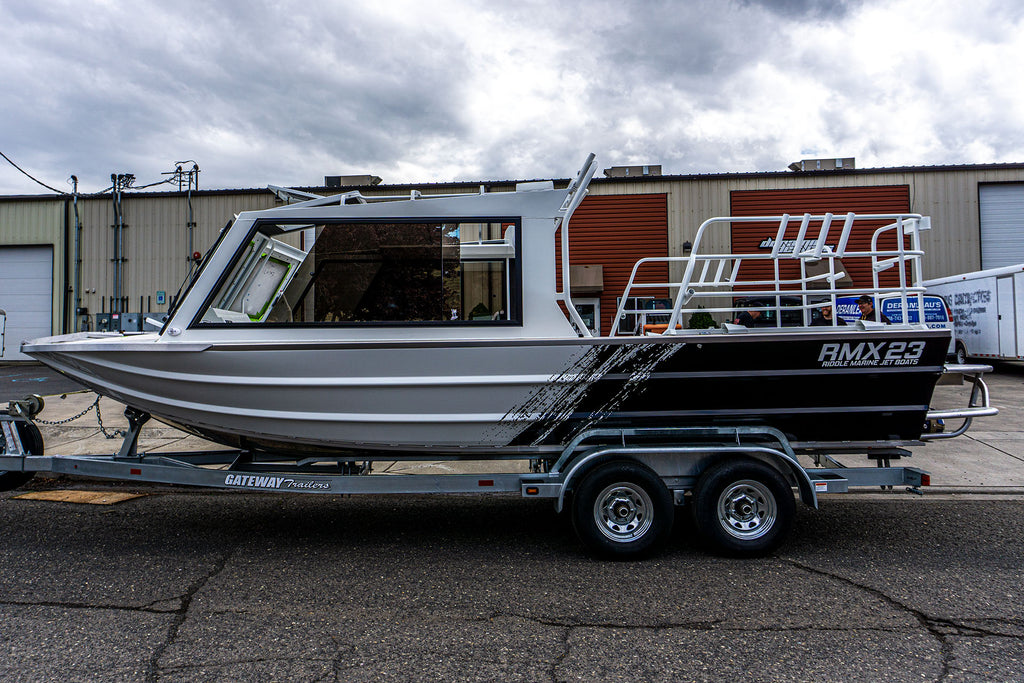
730, 186, 911, 291
557, 194, 669, 334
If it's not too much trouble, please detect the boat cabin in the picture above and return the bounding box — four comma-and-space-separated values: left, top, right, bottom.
164, 155, 936, 344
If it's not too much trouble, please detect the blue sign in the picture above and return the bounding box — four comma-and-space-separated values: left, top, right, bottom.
156, 291, 166, 305
834, 296, 861, 324
880, 296, 948, 324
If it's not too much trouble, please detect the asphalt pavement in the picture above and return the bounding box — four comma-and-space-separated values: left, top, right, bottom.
1, 490, 1023, 681
0, 362, 85, 402
2, 362, 1024, 680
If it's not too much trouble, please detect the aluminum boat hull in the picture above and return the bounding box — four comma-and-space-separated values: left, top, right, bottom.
24, 328, 950, 456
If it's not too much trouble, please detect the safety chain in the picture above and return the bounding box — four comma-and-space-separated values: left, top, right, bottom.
29, 396, 97, 425
94, 399, 127, 439
30, 396, 126, 439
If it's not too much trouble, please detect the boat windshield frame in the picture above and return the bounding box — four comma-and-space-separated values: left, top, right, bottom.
188, 216, 525, 329
160, 218, 235, 334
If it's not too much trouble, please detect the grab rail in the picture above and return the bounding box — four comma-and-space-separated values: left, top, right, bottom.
556, 154, 599, 337
922, 364, 999, 440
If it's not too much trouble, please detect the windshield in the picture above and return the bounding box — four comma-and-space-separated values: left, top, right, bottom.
161, 219, 234, 332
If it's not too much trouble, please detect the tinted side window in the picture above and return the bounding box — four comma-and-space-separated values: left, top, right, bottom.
198, 220, 518, 325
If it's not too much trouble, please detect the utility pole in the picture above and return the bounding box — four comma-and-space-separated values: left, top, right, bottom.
111, 172, 135, 314
163, 161, 201, 267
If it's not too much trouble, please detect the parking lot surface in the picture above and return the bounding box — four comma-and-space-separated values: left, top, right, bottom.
1, 362, 1023, 680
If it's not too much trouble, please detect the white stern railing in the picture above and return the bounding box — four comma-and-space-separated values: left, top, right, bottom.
612, 212, 931, 336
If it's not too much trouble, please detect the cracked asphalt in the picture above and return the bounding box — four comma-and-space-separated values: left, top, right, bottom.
1, 488, 1022, 681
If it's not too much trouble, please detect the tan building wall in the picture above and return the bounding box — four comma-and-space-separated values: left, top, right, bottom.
4, 163, 1024, 336
72, 191, 276, 318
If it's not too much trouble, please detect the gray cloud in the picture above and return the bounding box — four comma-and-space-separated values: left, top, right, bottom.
738, 0, 865, 20
1, 0, 1021, 195
1, 1, 474, 191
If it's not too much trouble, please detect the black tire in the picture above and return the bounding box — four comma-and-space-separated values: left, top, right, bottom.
955, 343, 968, 365
571, 461, 674, 559
0, 421, 40, 492
692, 459, 795, 557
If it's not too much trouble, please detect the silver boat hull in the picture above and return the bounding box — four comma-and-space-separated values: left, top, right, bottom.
24, 328, 951, 456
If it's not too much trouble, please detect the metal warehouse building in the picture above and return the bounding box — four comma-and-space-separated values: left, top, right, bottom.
2, 160, 1023, 360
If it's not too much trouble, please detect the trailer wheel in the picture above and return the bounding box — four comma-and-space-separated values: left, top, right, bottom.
571, 461, 673, 559
0, 421, 40, 492
955, 343, 967, 365
692, 459, 794, 557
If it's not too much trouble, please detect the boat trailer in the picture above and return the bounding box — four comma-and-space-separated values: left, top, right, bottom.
0, 364, 997, 558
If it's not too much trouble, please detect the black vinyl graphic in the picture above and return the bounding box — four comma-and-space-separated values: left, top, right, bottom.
494, 343, 682, 446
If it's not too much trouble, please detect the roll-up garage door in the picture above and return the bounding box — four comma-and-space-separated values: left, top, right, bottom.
730, 186, 911, 291
980, 183, 1024, 270
0, 246, 53, 361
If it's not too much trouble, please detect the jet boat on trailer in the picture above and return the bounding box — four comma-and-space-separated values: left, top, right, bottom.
20, 155, 970, 457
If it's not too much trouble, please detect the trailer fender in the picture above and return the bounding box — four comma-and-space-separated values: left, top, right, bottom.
762, 452, 818, 509
554, 445, 817, 513
692, 449, 819, 509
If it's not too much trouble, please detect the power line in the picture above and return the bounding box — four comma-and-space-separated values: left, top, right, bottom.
133, 177, 176, 190
0, 150, 66, 194
2, 151, 194, 195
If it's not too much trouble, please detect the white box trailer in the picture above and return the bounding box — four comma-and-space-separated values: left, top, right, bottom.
924, 264, 1024, 362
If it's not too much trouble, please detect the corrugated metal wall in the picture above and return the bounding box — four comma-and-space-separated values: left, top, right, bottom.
588, 166, 1024, 281
559, 194, 669, 333
73, 191, 276, 317
729, 186, 911, 290
5, 164, 1024, 335
0, 199, 65, 335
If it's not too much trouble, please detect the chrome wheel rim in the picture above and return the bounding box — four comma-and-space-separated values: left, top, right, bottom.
593, 483, 654, 542
717, 479, 777, 540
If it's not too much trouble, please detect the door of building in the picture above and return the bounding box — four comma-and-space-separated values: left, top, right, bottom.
0, 246, 53, 361
980, 183, 1024, 270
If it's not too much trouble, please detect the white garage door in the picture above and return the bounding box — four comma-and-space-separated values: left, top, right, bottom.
981, 183, 1024, 270
0, 246, 53, 361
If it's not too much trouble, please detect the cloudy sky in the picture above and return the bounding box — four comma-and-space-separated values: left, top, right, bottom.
1, 0, 1022, 195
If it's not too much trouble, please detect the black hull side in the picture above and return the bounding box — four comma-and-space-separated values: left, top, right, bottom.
510, 329, 948, 447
